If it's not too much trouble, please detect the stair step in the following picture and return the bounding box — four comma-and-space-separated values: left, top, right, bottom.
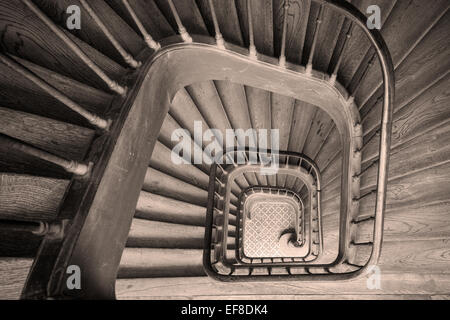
126, 218, 235, 249
356, 0, 449, 109
0, 1, 126, 91
116, 273, 450, 299
105, 0, 175, 41
34, 0, 144, 66
142, 168, 208, 207
0, 257, 33, 300
0, 173, 69, 221
118, 248, 205, 278
0, 56, 113, 127
149, 141, 209, 190
154, 0, 209, 36
136, 191, 206, 226
135, 191, 237, 227
0, 107, 95, 161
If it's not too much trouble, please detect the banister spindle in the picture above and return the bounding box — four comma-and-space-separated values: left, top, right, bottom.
279, 0, 290, 67
208, 0, 225, 49
306, 4, 324, 74
247, 0, 257, 59
0, 53, 109, 130
349, 51, 377, 100
168, 0, 192, 43
0, 134, 91, 176
0, 219, 64, 237
21, 0, 126, 96
330, 22, 354, 85
121, 0, 161, 50
79, 0, 141, 68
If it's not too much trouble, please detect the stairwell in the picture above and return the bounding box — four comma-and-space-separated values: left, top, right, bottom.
0, 0, 449, 300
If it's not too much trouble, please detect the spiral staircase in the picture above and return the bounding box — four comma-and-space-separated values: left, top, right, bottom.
0, 0, 449, 300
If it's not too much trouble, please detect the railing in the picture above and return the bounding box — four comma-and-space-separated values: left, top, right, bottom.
202, 0, 394, 281
1, 0, 393, 298
204, 149, 323, 277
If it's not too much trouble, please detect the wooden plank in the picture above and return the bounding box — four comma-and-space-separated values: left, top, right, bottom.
315, 127, 341, 171
359, 161, 450, 216
353, 239, 450, 274
356, 1, 449, 109
126, 218, 204, 249
149, 141, 209, 190
361, 121, 450, 191
0, 139, 70, 179
135, 191, 206, 226
126, 218, 234, 249
186, 81, 232, 134
0, 107, 94, 161
0, 59, 113, 127
157, 113, 210, 174
105, 0, 174, 40
362, 73, 450, 165
287, 101, 317, 153
0, 258, 33, 300
142, 168, 208, 207
273, 0, 310, 64
362, 11, 450, 134
0, 1, 126, 90
271, 94, 295, 152
154, 0, 209, 36
337, 0, 395, 87
35, 0, 144, 62
303, 109, 335, 160
116, 273, 450, 299
312, 6, 345, 73
0, 173, 69, 221
196, 0, 244, 46
355, 201, 450, 243
118, 248, 204, 278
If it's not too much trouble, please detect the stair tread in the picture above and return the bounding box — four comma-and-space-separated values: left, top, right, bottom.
0, 106, 95, 161
126, 218, 235, 249
34, 0, 144, 65
116, 273, 450, 299
0, 257, 33, 300
0, 173, 69, 221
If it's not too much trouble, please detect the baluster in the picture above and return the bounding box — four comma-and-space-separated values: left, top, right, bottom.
0, 134, 91, 176
349, 51, 377, 102
208, 0, 225, 49
121, 0, 161, 50
0, 53, 109, 130
79, 0, 140, 68
21, 0, 126, 96
279, 1, 290, 67
330, 22, 354, 85
168, 0, 192, 43
306, 4, 324, 74
0, 219, 65, 237
247, 0, 257, 59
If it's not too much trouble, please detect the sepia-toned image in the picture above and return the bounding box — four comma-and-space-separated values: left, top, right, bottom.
0, 0, 449, 303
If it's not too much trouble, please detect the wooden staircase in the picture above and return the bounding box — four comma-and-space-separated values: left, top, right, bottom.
0, 0, 449, 300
